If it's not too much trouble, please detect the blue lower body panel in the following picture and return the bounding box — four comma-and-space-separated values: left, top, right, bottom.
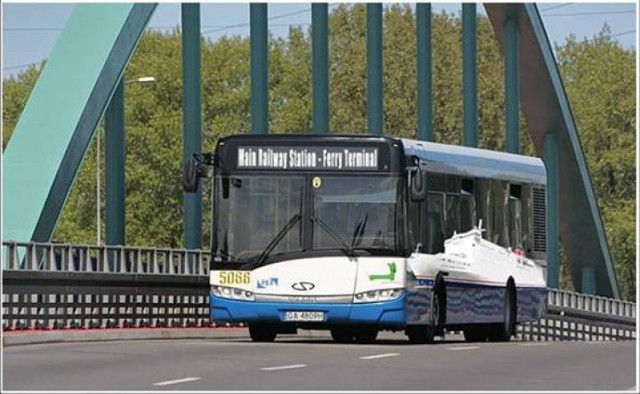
211, 294, 406, 327
406, 282, 547, 326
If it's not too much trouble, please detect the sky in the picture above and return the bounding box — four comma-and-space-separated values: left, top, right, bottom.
1, 1, 638, 81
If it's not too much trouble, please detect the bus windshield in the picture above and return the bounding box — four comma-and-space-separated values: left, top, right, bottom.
214, 174, 402, 264
215, 175, 305, 263
313, 176, 399, 252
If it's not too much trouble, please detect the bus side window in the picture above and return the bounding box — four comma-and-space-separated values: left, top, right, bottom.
475, 178, 491, 241
426, 192, 445, 254
406, 196, 420, 252
509, 184, 523, 249
460, 178, 476, 232
520, 184, 534, 255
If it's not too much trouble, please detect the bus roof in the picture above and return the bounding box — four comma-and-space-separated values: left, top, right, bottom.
401, 138, 546, 185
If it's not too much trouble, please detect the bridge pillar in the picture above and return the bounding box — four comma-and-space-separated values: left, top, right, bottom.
251, 3, 269, 134
582, 267, 596, 295
462, 3, 478, 147
367, 3, 383, 136
505, 14, 520, 154
544, 132, 559, 289
105, 79, 125, 250
417, 3, 432, 142
182, 3, 202, 250
312, 3, 329, 134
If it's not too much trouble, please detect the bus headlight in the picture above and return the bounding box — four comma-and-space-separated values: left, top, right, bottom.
353, 288, 403, 303
211, 285, 255, 302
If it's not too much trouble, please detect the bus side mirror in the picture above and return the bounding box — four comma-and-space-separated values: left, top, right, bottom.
409, 166, 427, 202
183, 153, 213, 193
183, 156, 199, 193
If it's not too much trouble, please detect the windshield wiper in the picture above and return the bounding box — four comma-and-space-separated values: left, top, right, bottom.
311, 215, 356, 257
252, 213, 302, 268
350, 213, 369, 248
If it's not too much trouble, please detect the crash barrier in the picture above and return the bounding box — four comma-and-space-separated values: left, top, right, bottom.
517, 289, 636, 341
3, 241, 637, 338
2, 241, 211, 330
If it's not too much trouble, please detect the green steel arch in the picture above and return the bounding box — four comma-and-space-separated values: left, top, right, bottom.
3, 3, 156, 244
485, 4, 620, 298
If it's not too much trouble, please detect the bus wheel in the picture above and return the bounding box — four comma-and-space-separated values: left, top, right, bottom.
354, 328, 378, 344
330, 327, 354, 343
463, 325, 488, 342
406, 325, 436, 344
432, 275, 447, 336
488, 282, 516, 342
248, 324, 277, 342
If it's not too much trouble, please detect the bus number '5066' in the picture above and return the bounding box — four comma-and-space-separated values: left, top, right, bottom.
219, 271, 250, 285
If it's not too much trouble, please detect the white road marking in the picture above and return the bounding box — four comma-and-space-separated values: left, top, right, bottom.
260, 364, 307, 371
153, 377, 201, 386
446, 346, 480, 351
359, 353, 400, 360
518, 342, 549, 347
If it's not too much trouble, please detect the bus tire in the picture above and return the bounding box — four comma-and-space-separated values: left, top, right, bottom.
330, 327, 354, 343
406, 325, 436, 344
432, 275, 447, 337
463, 325, 488, 342
354, 328, 378, 344
248, 323, 277, 342
488, 281, 516, 342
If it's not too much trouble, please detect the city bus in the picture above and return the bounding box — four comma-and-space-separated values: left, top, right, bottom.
184, 134, 548, 343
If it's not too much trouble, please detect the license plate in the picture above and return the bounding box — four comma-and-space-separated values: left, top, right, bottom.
283, 311, 324, 322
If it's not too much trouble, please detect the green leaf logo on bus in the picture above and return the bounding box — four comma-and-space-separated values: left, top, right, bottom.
369, 262, 397, 281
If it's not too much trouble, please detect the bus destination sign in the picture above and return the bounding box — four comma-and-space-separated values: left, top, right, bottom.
236, 146, 380, 171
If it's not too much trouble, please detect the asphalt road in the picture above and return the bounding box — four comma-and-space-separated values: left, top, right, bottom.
3, 331, 636, 391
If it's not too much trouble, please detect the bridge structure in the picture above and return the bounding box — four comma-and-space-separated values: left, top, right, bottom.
2, 2, 622, 300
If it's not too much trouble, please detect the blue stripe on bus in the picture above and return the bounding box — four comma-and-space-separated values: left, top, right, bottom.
407, 283, 547, 325
211, 294, 406, 326
415, 277, 545, 290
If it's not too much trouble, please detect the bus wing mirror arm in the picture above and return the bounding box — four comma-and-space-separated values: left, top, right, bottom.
183, 153, 215, 193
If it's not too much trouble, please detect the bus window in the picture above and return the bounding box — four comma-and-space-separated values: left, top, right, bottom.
509, 184, 523, 249
445, 193, 460, 239
218, 175, 304, 262
459, 177, 475, 232
406, 194, 421, 252
426, 192, 445, 254
489, 180, 509, 247
475, 179, 491, 240
520, 184, 534, 255
312, 176, 400, 252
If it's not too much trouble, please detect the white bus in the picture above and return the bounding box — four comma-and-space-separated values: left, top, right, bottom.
184, 134, 547, 343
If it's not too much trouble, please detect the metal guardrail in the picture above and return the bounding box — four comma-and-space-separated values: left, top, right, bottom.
2, 241, 211, 330
2, 241, 637, 340
2, 240, 210, 275
517, 289, 636, 341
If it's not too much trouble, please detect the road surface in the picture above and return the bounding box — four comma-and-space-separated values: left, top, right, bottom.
3, 331, 636, 391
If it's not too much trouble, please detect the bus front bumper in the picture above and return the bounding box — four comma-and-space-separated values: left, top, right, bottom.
210, 294, 406, 326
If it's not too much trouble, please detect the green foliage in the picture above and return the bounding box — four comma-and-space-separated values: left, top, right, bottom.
1, 7, 635, 299
2, 65, 42, 150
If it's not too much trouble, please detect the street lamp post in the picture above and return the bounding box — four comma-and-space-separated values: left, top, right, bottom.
97, 76, 155, 245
